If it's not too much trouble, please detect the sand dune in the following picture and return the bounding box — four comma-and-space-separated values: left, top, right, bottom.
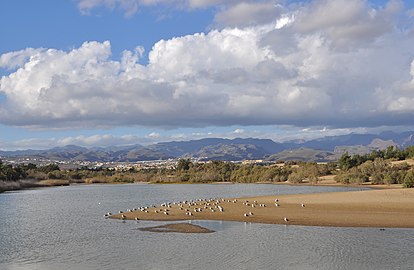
110, 188, 414, 228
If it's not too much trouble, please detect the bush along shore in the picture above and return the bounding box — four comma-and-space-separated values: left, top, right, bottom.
1, 146, 414, 193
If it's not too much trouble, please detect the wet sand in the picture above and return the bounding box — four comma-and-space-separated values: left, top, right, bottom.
110, 188, 414, 228
138, 223, 214, 233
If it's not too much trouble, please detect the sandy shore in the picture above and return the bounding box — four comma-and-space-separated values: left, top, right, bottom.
138, 223, 214, 233
110, 188, 414, 228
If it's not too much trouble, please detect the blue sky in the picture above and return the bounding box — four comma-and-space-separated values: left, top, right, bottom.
1, 0, 414, 150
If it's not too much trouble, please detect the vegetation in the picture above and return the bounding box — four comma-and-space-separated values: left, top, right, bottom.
1, 145, 414, 192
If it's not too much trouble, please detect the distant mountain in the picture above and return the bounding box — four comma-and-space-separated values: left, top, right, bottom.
286, 133, 379, 151
266, 148, 336, 162
147, 138, 284, 158
193, 143, 270, 161
1, 131, 414, 162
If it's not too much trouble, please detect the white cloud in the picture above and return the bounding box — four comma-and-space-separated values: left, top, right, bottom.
233, 128, 245, 134
292, 0, 403, 49
0, 48, 43, 70
213, 2, 283, 28
147, 132, 161, 138
1, 0, 414, 132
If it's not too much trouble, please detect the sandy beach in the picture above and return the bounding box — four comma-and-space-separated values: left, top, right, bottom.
111, 188, 414, 228
137, 223, 214, 233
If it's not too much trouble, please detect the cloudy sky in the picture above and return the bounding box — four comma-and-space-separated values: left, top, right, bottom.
1, 0, 414, 150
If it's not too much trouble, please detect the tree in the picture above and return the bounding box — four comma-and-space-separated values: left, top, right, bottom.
403, 170, 414, 188
39, 164, 60, 173
177, 159, 192, 171
405, 146, 414, 159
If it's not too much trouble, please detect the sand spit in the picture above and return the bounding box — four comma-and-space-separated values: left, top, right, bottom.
138, 223, 214, 233
109, 188, 414, 228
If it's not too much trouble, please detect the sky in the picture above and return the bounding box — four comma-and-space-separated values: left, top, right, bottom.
1, 0, 414, 150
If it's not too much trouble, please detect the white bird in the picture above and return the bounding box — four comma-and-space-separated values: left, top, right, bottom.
275, 203, 279, 207
284, 217, 289, 222
243, 213, 249, 217
301, 203, 305, 207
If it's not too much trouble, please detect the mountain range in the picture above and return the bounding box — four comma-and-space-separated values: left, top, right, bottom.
1, 131, 414, 162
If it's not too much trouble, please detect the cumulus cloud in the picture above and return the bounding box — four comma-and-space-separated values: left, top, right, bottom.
1, 0, 414, 131
0, 48, 43, 70
292, 0, 404, 49
213, 2, 283, 28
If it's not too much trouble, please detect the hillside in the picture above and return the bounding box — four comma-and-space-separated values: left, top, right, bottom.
1, 131, 414, 162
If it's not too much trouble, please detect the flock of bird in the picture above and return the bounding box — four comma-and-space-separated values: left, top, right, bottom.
104, 197, 307, 224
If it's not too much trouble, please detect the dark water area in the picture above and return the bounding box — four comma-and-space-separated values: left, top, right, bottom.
0, 183, 413, 270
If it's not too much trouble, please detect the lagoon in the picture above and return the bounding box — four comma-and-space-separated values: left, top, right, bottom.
0, 183, 413, 270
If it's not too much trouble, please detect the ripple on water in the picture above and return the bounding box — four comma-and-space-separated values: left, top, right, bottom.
0, 184, 413, 270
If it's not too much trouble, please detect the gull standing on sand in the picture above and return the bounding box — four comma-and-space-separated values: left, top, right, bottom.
284, 217, 289, 222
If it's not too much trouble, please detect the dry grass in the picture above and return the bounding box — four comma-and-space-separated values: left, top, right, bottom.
391, 159, 414, 166
0, 179, 39, 193
37, 179, 70, 186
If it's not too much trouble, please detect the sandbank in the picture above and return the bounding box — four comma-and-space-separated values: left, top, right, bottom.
110, 188, 414, 228
137, 223, 214, 233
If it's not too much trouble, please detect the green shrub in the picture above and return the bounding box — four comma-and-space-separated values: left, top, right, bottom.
403, 171, 414, 188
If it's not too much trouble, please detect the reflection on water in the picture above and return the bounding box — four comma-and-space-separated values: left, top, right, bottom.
0, 184, 413, 270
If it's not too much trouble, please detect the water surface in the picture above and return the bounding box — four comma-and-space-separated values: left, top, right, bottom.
0, 183, 412, 270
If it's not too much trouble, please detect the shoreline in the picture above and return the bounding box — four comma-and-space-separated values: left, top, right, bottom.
110, 188, 414, 228
0, 177, 401, 193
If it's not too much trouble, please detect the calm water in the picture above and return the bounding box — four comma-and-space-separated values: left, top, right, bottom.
0, 183, 413, 270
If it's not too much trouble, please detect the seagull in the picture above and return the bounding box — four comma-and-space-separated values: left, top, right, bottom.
284, 217, 289, 222
301, 203, 305, 207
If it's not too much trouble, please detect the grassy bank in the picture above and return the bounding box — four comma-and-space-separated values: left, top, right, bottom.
0, 179, 70, 193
